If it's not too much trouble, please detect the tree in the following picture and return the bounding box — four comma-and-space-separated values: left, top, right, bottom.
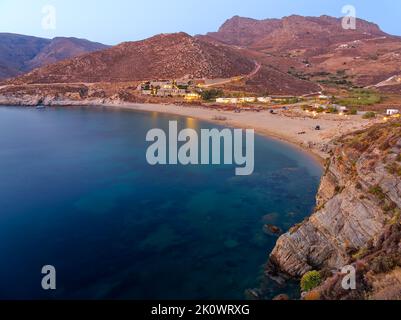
200, 89, 223, 101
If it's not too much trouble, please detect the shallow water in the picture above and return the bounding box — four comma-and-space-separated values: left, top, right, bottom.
0, 106, 322, 299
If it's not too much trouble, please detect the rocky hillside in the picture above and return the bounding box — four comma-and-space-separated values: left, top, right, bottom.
206, 15, 401, 87
7, 33, 256, 84
268, 119, 401, 299
207, 15, 387, 50
26, 37, 109, 70
0, 33, 107, 80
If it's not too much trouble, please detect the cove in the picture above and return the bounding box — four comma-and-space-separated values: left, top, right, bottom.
0, 106, 322, 299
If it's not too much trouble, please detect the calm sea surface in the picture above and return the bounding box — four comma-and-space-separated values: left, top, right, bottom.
0, 106, 322, 299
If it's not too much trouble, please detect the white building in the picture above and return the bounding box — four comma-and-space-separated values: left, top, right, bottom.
239, 97, 256, 103
386, 109, 400, 116
257, 97, 272, 103
216, 97, 239, 104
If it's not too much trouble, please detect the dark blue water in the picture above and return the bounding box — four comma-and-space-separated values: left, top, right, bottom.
0, 106, 322, 300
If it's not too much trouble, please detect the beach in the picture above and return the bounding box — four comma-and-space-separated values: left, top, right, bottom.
104, 102, 378, 162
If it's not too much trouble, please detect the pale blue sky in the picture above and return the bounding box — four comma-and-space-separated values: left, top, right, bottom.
0, 0, 399, 45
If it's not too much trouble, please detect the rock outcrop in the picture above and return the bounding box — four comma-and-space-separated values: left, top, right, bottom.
269, 120, 401, 298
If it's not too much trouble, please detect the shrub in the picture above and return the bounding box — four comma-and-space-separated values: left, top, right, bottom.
301, 271, 322, 292
363, 112, 376, 119
349, 108, 358, 115
326, 107, 338, 114
386, 162, 401, 176
352, 247, 368, 261
334, 185, 345, 194
369, 185, 386, 201
370, 255, 399, 274
200, 89, 223, 101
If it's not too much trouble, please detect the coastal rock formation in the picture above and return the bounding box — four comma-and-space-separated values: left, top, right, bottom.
269, 120, 401, 298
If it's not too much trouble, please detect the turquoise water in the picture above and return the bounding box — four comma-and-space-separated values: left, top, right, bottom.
0, 106, 322, 300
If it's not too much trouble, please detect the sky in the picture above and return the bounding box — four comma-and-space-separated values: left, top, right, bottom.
0, 0, 399, 45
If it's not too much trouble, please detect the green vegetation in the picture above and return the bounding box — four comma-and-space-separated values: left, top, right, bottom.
352, 247, 368, 261
388, 209, 401, 225
371, 254, 400, 274
383, 200, 397, 214
386, 162, 401, 176
300, 271, 322, 292
316, 70, 353, 87
349, 108, 358, 115
326, 106, 338, 114
369, 185, 386, 201
287, 67, 310, 81
200, 89, 223, 101
362, 112, 376, 119
334, 185, 345, 194
283, 97, 300, 104
336, 89, 382, 107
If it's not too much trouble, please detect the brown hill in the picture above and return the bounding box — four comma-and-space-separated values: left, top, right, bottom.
26, 37, 108, 70
0, 33, 108, 80
0, 34, 49, 79
206, 15, 401, 87
207, 15, 387, 51
9, 33, 256, 84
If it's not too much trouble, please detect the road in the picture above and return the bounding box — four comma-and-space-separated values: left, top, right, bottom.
201, 61, 261, 88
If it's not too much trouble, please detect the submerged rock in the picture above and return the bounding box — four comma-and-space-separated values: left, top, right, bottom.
273, 294, 290, 300
263, 224, 283, 237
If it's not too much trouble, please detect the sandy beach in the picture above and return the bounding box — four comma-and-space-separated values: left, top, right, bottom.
102, 102, 378, 163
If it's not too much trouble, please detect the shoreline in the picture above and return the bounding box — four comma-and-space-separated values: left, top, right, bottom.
94, 101, 376, 166
106, 102, 327, 166
0, 99, 378, 166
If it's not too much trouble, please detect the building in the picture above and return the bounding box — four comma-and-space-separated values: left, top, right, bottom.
138, 80, 192, 97
387, 109, 400, 116
270, 95, 298, 103
234, 97, 256, 103
257, 97, 272, 103
333, 104, 348, 112
184, 93, 201, 101
156, 88, 186, 97
216, 96, 271, 104
216, 97, 239, 104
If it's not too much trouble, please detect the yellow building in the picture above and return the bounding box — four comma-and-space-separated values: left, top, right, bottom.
184, 93, 201, 101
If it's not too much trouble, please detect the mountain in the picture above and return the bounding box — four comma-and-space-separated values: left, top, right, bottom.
205, 15, 401, 87
4, 15, 401, 94
8, 32, 256, 84
206, 15, 387, 50
0, 33, 108, 80
26, 37, 109, 70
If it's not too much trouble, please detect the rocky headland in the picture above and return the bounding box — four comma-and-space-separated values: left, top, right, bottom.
267, 119, 401, 300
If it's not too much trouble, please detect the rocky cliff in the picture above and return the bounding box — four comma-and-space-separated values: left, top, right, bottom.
268, 119, 401, 299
